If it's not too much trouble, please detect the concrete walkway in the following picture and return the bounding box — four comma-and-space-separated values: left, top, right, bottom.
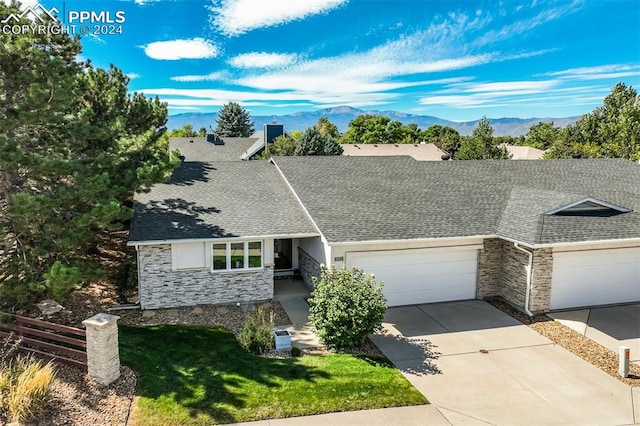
273, 279, 321, 348
549, 303, 640, 367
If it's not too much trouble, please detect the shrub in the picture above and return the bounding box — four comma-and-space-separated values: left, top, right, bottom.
43, 261, 82, 300
0, 356, 56, 423
237, 308, 275, 354
309, 266, 387, 351
290, 346, 302, 357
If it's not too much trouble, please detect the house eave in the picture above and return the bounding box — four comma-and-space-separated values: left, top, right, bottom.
329, 235, 492, 246
127, 232, 321, 247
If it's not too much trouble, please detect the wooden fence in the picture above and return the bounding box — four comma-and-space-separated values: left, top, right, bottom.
0, 313, 87, 369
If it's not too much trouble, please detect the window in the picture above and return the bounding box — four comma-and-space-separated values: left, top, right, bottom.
213, 243, 227, 271
211, 241, 263, 272
545, 197, 631, 217
172, 242, 206, 270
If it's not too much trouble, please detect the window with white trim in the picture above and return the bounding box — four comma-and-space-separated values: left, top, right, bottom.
212, 241, 263, 271
172, 242, 206, 270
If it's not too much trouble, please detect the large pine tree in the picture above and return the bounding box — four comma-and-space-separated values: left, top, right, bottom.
214, 102, 255, 137
0, 2, 179, 306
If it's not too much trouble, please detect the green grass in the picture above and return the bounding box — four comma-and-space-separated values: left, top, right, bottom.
120, 325, 427, 425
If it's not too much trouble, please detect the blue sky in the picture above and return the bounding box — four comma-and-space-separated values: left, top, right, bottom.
8, 0, 640, 121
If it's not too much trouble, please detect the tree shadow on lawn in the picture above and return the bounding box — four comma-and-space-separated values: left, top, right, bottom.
119, 325, 330, 424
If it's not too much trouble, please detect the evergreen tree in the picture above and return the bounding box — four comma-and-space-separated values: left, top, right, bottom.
455, 117, 510, 160
294, 127, 343, 156
214, 102, 255, 137
0, 2, 178, 306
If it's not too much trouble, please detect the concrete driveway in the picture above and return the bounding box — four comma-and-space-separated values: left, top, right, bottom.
549, 303, 640, 367
371, 300, 637, 425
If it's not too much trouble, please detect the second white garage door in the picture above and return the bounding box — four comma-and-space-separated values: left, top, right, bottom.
551, 247, 640, 310
346, 247, 478, 306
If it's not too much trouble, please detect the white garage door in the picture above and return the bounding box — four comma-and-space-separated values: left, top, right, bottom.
551, 247, 640, 310
346, 247, 478, 306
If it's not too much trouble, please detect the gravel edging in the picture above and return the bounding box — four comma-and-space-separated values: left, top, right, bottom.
488, 300, 640, 387
115, 301, 291, 333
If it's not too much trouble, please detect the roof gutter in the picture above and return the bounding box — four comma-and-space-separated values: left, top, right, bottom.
513, 242, 534, 317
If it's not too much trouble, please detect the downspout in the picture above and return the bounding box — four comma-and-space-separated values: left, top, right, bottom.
513, 243, 534, 317
135, 245, 142, 307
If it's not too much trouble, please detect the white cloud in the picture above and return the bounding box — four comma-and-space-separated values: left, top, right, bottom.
473, 0, 584, 46
171, 71, 228, 82
417, 80, 611, 109
142, 38, 219, 60
126, 73, 140, 80
542, 64, 640, 80
138, 87, 398, 108
228, 52, 298, 69
209, 0, 348, 36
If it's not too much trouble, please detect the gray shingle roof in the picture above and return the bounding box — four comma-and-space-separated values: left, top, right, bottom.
129, 161, 318, 242
272, 156, 640, 245
170, 137, 258, 162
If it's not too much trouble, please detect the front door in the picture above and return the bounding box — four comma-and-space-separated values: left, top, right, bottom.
274, 239, 293, 271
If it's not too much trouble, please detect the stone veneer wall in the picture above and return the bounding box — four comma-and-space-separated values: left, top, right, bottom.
529, 248, 553, 313
138, 245, 274, 309
499, 241, 528, 308
297, 247, 321, 290
498, 241, 553, 314
476, 238, 502, 299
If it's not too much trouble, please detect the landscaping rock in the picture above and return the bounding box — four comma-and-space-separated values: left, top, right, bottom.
37, 299, 63, 316
141, 310, 156, 318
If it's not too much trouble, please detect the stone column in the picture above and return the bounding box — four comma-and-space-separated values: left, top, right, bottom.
82, 313, 120, 385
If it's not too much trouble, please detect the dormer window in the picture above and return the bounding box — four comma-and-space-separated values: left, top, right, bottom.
545, 197, 631, 217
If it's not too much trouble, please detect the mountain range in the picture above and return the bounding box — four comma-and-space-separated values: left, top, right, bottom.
167, 106, 580, 137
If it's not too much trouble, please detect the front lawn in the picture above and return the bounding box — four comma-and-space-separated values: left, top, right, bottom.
120, 325, 426, 425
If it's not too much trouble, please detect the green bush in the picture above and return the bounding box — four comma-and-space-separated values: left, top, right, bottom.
237, 308, 275, 355
290, 346, 302, 357
309, 266, 387, 351
42, 261, 82, 301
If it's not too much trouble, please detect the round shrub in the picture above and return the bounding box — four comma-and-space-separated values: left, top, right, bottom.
290, 346, 302, 357
309, 266, 387, 351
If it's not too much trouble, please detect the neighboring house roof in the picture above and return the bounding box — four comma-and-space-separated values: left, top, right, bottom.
340, 143, 447, 161
129, 160, 318, 243
272, 156, 640, 245
503, 145, 546, 160
170, 137, 258, 162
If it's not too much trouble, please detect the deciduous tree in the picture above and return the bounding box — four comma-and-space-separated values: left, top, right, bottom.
546, 83, 640, 160
315, 116, 340, 139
